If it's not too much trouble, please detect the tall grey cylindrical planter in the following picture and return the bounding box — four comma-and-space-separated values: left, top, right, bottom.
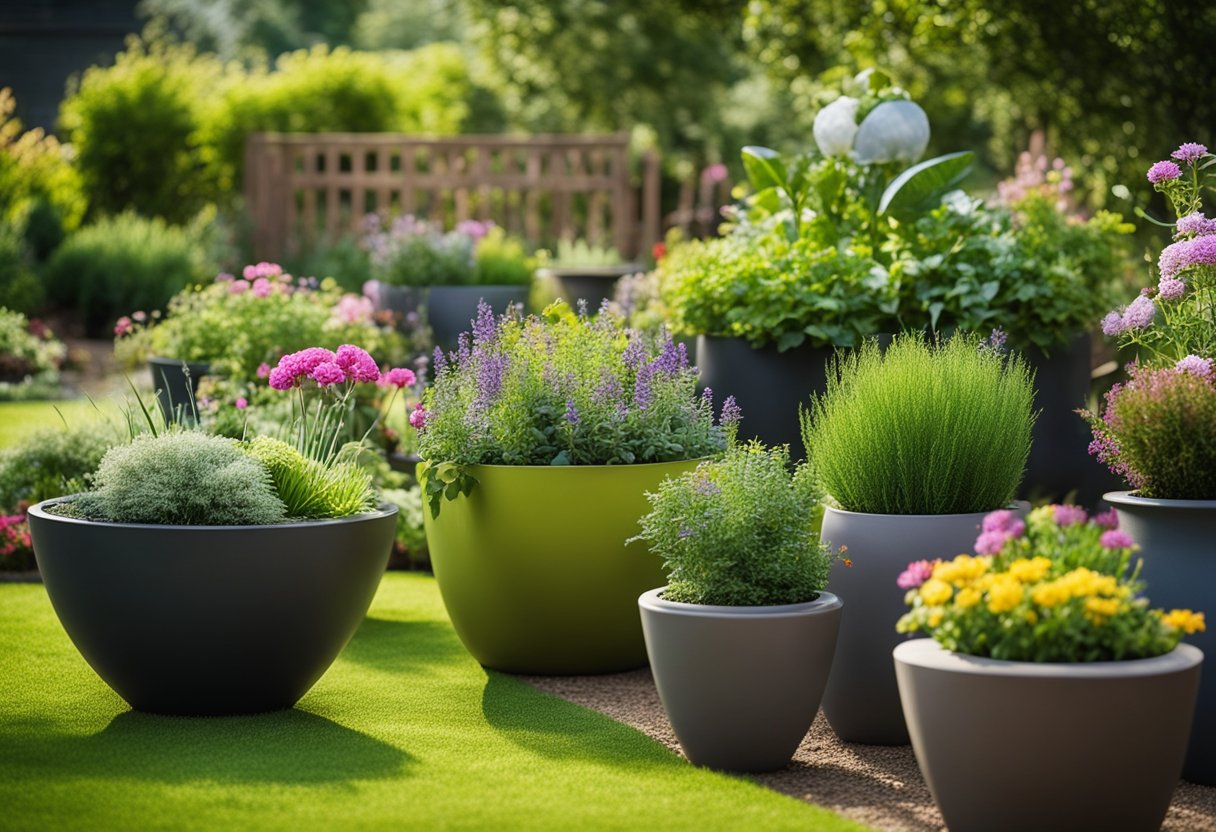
28, 497, 397, 716
696, 335, 836, 460
428, 285, 529, 351
819, 504, 1026, 745
895, 638, 1202, 832
1107, 490, 1216, 785
148, 357, 209, 425
639, 588, 842, 772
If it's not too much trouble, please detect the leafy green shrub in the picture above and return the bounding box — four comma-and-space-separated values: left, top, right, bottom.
44, 211, 210, 336
630, 442, 832, 606
800, 334, 1035, 515
474, 226, 534, 286
246, 436, 376, 519
281, 235, 372, 293
59, 37, 222, 223
542, 239, 624, 268
0, 223, 42, 315
0, 308, 65, 400
0, 88, 86, 233
71, 432, 287, 525
0, 424, 119, 512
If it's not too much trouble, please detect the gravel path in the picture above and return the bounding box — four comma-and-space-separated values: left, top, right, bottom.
522, 668, 1216, 832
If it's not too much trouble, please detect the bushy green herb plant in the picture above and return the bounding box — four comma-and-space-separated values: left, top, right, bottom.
44, 211, 210, 336
474, 226, 534, 286
542, 239, 624, 268
364, 214, 475, 287
0, 423, 120, 511
0, 309, 65, 400
415, 301, 735, 515
246, 436, 376, 519
800, 333, 1035, 515
71, 432, 287, 526
0, 87, 86, 233
630, 442, 832, 606
896, 505, 1205, 661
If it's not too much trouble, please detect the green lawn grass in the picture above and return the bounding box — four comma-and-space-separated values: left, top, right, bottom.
0, 397, 127, 447
0, 572, 869, 831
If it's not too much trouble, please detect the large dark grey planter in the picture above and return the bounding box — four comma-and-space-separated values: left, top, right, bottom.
696, 335, 836, 459
427, 285, 528, 350
539, 265, 640, 311
148, 357, 209, 425
1107, 490, 1216, 785
27, 497, 397, 716
1019, 334, 1121, 504
895, 638, 1202, 832
819, 503, 1027, 745
638, 587, 842, 772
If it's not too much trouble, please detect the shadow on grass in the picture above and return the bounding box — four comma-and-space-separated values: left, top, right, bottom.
0, 708, 412, 785
479, 672, 676, 771
339, 616, 466, 674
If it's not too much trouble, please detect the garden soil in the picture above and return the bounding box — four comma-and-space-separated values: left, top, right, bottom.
522, 669, 1216, 832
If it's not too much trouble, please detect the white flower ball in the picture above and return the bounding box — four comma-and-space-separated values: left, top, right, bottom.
853, 100, 931, 164
812, 96, 860, 157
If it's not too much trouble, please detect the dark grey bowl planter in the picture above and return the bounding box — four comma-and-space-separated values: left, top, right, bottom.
427, 285, 528, 351
1107, 490, 1216, 785
27, 497, 397, 716
895, 638, 1202, 832
819, 503, 1028, 745
695, 335, 837, 460
148, 357, 210, 425
538, 265, 640, 311
638, 587, 842, 773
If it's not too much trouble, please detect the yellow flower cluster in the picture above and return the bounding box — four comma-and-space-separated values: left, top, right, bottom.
1162, 609, 1207, 635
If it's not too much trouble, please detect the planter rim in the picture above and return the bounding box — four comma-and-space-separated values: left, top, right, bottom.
426, 455, 718, 473
894, 637, 1203, 679
823, 500, 1028, 521
373, 282, 528, 290
639, 586, 841, 619
1104, 490, 1216, 510
536, 264, 642, 278
148, 356, 211, 370
28, 496, 397, 532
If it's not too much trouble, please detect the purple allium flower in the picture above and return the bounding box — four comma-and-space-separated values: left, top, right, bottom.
1052, 504, 1088, 526
335, 344, 381, 383
1175, 212, 1216, 238
1171, 142, 1208, 163
720, 395, 742, 425
1147, 160, 1182, 184
1157, 276, 1187, 301
1093, 509, 1119, 530
564, 398, 580, 425
1100, 311, 1126, 337
311, 362, 346, 386
1159, 235, 1216, 281
897, 560, 935, 590
1100, 529, 1135, 550
1121, 295, 1157, 330
1176, 354, 1214, 379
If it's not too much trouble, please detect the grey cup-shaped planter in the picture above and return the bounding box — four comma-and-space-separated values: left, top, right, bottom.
819, 503, 1027, 745
538, 265, 640, 311
895, 638, 1203, 832
28, 498, 397, 716
638, 587, 842, 773
427, 285, 529, 351
148, 357, 210, 425
1107, 490, 1216, 785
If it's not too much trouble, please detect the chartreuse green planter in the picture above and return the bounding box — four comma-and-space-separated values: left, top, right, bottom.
423, 460, 703, 674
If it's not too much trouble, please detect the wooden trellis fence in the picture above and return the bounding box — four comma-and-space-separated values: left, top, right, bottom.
244, 132, 662, 261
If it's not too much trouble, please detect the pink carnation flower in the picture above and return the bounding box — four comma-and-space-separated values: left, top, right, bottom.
310, 362, 346, 386
251, 277, 273, 298
1100, 529, 1135, 550
897, 560, 935, 590
378, 367, 417, 388
1052, 504, 1088, 526
256, 362, 271, 379
268, 366, 295, 390
235, 397, 248, 410
229, 279, 250, 295
334, 344, 380, 383
408, 402, 427, 430
1093, 509, 1119, 530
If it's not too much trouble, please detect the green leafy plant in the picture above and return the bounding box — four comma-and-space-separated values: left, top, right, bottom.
0, 423, 120, 512
896, 505, 1205, 661
474, 226, 535, 286
70, 432, 287, 526
0, 309, 66, 401
800, 333, 1036, 515
0, 87, 86, 234
629, 442, 832, 606
0, 222, 42, 315
246, 436, 376, 519
540, 239, 625, 268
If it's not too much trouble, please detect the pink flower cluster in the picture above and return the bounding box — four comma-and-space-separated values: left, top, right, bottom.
243, 262, 283, 280
408, 402, 427, 430
974, 509, 1025, 555
1052, 504, 1088, 526
1175, 212, 1216, 238
1176, 354, 1214, 379
896, 559, 935, 590
378, 367, 417, 389
1158, 235, 1216, 282
1099, 529, 1135, 550
1147, 160, 1182, 184
333, 294, 375, 325
1100, 294, 1156, 336
0, 514, 32, 558
266, 344, 416, 391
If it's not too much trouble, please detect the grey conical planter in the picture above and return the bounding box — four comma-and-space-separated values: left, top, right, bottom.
539, 264, 640, 311
895, 638, 1202, 832
819, 504, 1027, 745
638, 587, 842, 772
428, 285, 529, 351
1106, 490, 1216, 785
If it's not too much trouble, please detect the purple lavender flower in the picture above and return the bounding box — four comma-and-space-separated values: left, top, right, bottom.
432, 346, 448, 376
456, 332, 472, 366
565, 398, 580, 425
471, 301, 497, 347
1171, 142, 1208, 163
1175, 212, 1216, 238
1159, 235, 1216, 281
1147, 160, 1182, 184
678, 527, 693, 539
633, 363, 655, 411
473, 352, 509, 412
720, 395, 742, 425
1176, 354, 1214, 379
1100, 311, 1126, 337
1157, 276, 1187, 301
622, 336, 646, 370
985, 328, 1008, 353
1120, 295, 1156, 330
651, 338, 682, 377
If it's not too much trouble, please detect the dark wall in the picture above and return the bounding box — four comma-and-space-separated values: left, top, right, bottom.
0, 0, 139, 133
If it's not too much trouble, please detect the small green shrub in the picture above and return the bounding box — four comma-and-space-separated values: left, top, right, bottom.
0, 423, 119, 511
474, 226, 534, 286
246, 436, 376, 519
543, 239, 624, 268
0, 223, 42, 314
630, 442, 832, 606
72, 432, 287, 525
281, 236, 372, 293
0, 88, 86, 233
800, 333, 1036, 515
44, 211, 209, 336
0, 308, 65, 400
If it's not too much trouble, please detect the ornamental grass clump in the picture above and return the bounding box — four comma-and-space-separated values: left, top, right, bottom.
800, 332, 1035, 515
414, 300, 737, 515
896, 505, 1206, 662
630, 442, 832, 607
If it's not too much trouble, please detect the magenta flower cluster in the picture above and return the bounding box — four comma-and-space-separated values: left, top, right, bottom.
896, 559, 935, 590
1176, 354, 1214, 379
267, 344, 401, 390
1147, 160, 1182, 185
974, 509, 1025, 555
1100, 294, 1156, 336
1171, 143, 1208, 163
1175, 212, 1216, 238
